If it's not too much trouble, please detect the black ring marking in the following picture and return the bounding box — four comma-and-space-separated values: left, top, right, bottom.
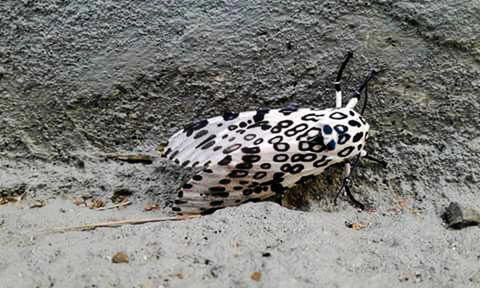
313, 157, 330, 168
290, 164, 304, 174
329, 112, 348, 120
285, 123, 308, 137
253, 172, 267, 180
228, 170, 249, 178
273, 142, 290, 152
338, 146, 355, 157
338, 134, 351, 145
280, 163, 292, 173
268, 135, 283, 144
260, 163, 271, 169
301, 113, 324, 122
291, 153, 317, 162
253, 138, 264, 145
273, 154, 289, 162
244, 134, 256, 141
271, 126, 282, 134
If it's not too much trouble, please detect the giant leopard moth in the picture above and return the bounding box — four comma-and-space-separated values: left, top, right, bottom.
163, 52, 380, 214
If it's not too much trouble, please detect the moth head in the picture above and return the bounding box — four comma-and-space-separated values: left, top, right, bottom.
308, 124, 338, 152
308, 109, 370, 155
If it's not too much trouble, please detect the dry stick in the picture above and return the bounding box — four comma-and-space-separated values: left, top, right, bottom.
95, 201, 132, 211
53, 215, 200, 233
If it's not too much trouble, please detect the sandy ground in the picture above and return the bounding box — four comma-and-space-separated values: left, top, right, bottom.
1, 0, 480, 287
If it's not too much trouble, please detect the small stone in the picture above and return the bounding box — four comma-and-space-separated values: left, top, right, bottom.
30, 200, 46, 208
251, 272, 262, 282
112, 252, 129, 263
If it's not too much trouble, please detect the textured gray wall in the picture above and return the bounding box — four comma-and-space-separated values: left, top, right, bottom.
1, 0, 479, 204
2, 1, 480, 287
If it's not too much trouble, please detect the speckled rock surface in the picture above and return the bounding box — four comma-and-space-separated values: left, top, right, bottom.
1, 0, 479, 287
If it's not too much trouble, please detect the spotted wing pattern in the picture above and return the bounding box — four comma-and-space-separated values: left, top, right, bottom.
163, 105, 369, 214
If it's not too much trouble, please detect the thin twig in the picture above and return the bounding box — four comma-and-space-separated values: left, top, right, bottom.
95, 201, 132, 211
103, 154, 156, 164
52, 215, 200, 232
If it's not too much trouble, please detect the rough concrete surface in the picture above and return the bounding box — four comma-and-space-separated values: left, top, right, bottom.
1, 0, 479, 287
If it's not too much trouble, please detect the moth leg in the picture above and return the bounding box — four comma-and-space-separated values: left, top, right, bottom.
363, 154, 388, 168
334, 51, 353, 108
334, 156, 365, 210
346, 69, 378, 110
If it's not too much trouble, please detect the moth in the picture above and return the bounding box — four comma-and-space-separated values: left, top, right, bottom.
163, 52, 381, 214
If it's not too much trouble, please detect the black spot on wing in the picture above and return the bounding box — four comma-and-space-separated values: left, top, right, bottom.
241, 147, 261, 154
223, 111, 239, 121
183, 119, 209, 137
218, 155, 232, 165
348, 120, 361, 127
242, 155, 261, 163
195, 134, 216, 149
236, 162, 253, 169
253, 107, 270, 122
193, 129, 208, 139
353, 132, 364, 142
219, 179, 231, 184
201, 141, 215, 150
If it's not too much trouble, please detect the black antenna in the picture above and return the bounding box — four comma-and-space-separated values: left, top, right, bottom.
351, 69, 377, 115
334, 51, 353, 93
360, 79, 368, 115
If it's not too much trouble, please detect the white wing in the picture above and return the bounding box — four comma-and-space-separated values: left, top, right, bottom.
164, 106, 344, 214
